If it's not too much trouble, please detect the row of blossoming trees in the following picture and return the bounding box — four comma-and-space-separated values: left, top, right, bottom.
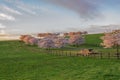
19, 30, 120, 58
20, 31, 87, 49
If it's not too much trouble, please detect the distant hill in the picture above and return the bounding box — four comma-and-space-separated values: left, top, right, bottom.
0, 34, 19, 41
86, 24, 120, 34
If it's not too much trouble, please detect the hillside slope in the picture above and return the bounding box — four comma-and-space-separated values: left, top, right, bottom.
0, 34, 120, 80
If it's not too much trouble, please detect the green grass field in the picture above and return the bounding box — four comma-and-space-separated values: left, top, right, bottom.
0, 34, 120, 80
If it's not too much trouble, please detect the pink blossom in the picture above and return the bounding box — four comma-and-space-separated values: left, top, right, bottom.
23, 35, 32, 44
38, 38, 55, 48
53, 37, 68, 48
28, 37, 39, 45
69, 35, 85, 45
101, 30, 120, 48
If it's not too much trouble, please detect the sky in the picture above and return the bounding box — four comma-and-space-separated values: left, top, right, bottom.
0, 0, 120, 34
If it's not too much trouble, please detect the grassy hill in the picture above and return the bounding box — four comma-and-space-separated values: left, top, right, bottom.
0, 34, 120, 80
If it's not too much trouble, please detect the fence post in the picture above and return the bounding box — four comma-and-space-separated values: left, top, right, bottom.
108, 53, 110, 59
56, 50, 58, 56
116, 53, 120, 59
60, 50, 62, 56
60, 50, 63, 56
58, 50, 60, 54
62, 50, 64, 56
52, 50, 53, 55
66, 51, 67, 56
55, 50, 57, 55
70, 52, 71, 56
53, 50, 54, 55
93, 53, 95, 58
50, 50, 52, 55
58, 50, 60, 56
88, 54, 90, 58
77, 52, 78, 57
100, 52, 102, 59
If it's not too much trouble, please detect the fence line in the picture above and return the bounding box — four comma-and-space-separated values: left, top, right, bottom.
22, 44, 120, 59
44, 49, 120, 59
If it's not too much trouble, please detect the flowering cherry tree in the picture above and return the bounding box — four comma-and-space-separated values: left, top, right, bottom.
53, 37, 68, 48
28, 37, 39, 45
20, 35, 29, 41
38, 38, 55, 48
22, 35, 33, 44
69, 35, 85, 46
101, 30, 120, 48
101, 33, 115, 48
101, 30, 120, 58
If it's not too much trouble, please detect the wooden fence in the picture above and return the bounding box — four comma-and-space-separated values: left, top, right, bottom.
44, 49, 120, 59
21, 44, 120, 59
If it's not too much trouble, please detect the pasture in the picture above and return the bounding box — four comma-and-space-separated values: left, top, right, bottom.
0, 34, 120, 80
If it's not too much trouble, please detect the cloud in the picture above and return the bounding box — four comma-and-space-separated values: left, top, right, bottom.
2, 5, 22, 15
43, 0, 100, 19
0, 13, 15, 21
17, 6, 36, 15
4, 0, 52, 16
0, 23, 6, 28
4, 0, 37, 15
85, 24, 120, 34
